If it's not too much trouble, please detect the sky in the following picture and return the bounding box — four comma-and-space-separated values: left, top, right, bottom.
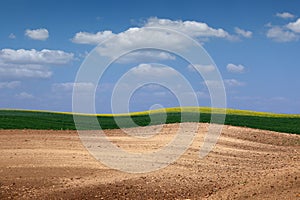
0, 0, 300, 114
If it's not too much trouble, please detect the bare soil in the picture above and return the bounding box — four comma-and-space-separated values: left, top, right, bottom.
0, 123, 299, 199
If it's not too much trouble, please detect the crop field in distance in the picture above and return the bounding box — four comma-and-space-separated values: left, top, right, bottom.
1, 107, 299, 134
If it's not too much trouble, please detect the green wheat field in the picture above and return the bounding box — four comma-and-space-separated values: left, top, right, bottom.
0, 107, 299, 134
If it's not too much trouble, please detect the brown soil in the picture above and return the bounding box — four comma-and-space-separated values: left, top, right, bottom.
0, 123, 299, 199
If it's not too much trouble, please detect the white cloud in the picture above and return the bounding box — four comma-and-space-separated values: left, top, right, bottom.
287, 18, 300, 33
266, 18, 300, 42
144, 17, 232, 39
73, 17, 234, 45
188, 64, 215, 72
0, 64, 52, 79
72, 18, 234, 63
266, 26, 299, 42
95, 27, 192, 59
117, 50, 175, 63
131, 63, 177, 77
0, 81, 20, 89
71, 31, 115, 45
226, 63, 245, 73
109, 64, 183, 98
8, 33, 16, 39
0, 49, 74, 65
25, 28, 49, 40
0, 49, 73, 79
276, 12, 295, 19
52, 82, 95, 93
234, 27, 252, 38
224, 79, 245, 87
15, 92, 34, 99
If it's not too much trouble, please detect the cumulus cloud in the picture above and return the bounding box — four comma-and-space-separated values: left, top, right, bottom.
95, 27, 192, 59
15, 92, 34, 99
0, 64, 52, 79
117, 50, 175, 63
0, 49, 74, 65
266, 17, 300, 42
114, 63, 183, 91
276, 12, 295, 19
131, 63, 177, 77
266, 26, 299, 42
71, 31, 115, 45
72, 18, 234, 62
25, 28, 49, 40
0, 49, 74, 79
144, 17, 232, 39
0, 81, 20, 89
226, 63, 245, 73
287, 18, 300, 33
72, 18, 233, 45
187, 64, 215, 72
73, 28, 186, 62
234, 27, 252, 38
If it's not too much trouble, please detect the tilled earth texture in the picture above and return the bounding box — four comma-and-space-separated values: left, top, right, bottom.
0, 123, 299, 199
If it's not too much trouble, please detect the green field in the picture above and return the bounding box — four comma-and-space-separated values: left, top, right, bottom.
0, 107, 299, 134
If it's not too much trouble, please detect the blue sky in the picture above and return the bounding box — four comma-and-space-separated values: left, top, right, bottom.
0, 0, 300, 114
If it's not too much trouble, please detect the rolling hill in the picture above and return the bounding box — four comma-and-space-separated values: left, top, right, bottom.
0, 107, 299, 134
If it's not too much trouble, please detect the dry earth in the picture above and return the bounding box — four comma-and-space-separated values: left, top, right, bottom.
0, 123, 299, 199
